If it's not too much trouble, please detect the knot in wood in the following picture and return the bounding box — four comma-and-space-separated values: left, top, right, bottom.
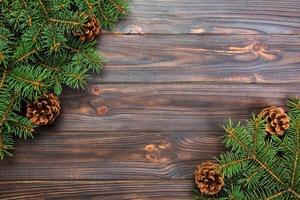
253, 43, 262, 52
96, 106, 109, 116
144, 142, 171, 163
90, 85, 103, 96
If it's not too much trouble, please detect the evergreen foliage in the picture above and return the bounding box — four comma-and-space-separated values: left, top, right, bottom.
193, 99, 300, 200
0, 0, 127, 159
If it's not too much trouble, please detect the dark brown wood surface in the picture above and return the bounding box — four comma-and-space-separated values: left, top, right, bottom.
97, 35, 300, 84
0, 180, 193, 200
1, 0, 300, 199
112, 0, 300, 34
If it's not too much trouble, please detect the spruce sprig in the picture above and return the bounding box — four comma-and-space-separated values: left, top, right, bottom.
0, 0, 127, 159
193, 99, 300, 200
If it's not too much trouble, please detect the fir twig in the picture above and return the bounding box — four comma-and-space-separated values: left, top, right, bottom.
195, 99, 300, 199
0, 0, 128, 158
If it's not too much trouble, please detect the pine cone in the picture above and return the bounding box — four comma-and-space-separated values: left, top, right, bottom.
194, 161, 224, 195
26, 93, 61, 125
76, 17, 101, 41
258, 106, 290, 136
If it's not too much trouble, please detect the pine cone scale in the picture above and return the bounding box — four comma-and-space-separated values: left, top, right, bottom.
26, 93, 61, 126
194, 161, 224, 195
76, 17, 101, 41
258, 106, 290, 136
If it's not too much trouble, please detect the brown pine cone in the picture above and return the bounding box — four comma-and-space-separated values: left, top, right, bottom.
258, 106, 290, 136
26, 93, 61, 125
194, 161, 224, 195
76, 17, 101, 41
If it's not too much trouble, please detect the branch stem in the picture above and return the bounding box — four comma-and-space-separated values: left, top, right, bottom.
265, 190, 288, 200
221, 157, 251, 169
253, 156, 283, 184
225, 127, 248, 151
288, 188, 300, 198
0, 70, 8, 89
291, 121, 300, 186
14, 48, 38, 63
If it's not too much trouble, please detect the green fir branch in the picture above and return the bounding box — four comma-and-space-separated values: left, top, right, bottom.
37, 0, 49, 17
8, 65, 54, 99
0, 0, 127, 159
0, 70, 8, 89
0, 127, 14, 159
8, 115, 34, 139
290, 117, 300, 190
13, 46, 38, 63
0, 89, 19, 158
107, 0, 127, 14
195, 99, 300, 199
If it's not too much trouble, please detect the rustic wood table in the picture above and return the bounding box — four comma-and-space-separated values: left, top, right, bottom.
1, 0, 300, 199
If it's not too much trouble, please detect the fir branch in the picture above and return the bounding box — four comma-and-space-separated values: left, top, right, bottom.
0, 70, 8, 89
21, 0, 28, 8
14, 47, 38, 63
287, 98, 300, 117
13, 74, 44, 88
23, 24, 44, 45
37, 0, 49, 17
38, 61, 60, 72
289, 188, 300, 199
0, 34, 8, 41
291, 118, 300, 187
0, 90, 18, 158
14, 122, 34, 137
252, 155, 284, 184
9, 115, 34, 139
245, 166, 263, 184
220, 157, 251, 169
107, 0, 126, 14
83, 0, 94, 10
0, 27, 12, 41
48, 18, 81, 26
218, 152, 251, 178
252, 118, 259, 155
8, 65, 53, 99
0, 127, 14, 159
71, 48, 103, 73
65, 43, 80, 52
42, 26, 67, 54
197, 102, 300, 199
62, 65, 89, 89
265, 190, 288, 200
223, 120, 250, 152
0, 0, 127, 159
0, 127, 5, 156
96, 0, 127, 29
0, 91, 17, 126
47, 11, 86, 33
97, 2, 111, 25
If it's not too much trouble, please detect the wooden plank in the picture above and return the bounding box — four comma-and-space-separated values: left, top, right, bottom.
112, 0, 300, 34
44, 83, 300, 132
0, 131, 223, 180
97, 34, 300, 83
1, 83, 296, 180
0, 180, 193, 200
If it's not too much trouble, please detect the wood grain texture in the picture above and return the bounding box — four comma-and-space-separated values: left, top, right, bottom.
2, 0, 300, 199
42, 83, 300, 132
3, 83, 297, 180
98, 34, 300, 83
0, 131, 223, 180
0, 180, 192, 200
112, 0, 300, 34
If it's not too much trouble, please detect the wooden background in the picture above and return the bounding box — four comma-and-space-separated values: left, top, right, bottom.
1, 0, 300, 199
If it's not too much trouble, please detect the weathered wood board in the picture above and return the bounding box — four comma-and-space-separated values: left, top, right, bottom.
1, 0, 300, 199
112, 0, 300, 34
